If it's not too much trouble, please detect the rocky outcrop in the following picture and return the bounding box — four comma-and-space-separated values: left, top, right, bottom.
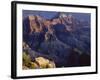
28, 15, 44, 33
23, 45, 56, 69
27, 13, 77, 33
35, 57, 56, 68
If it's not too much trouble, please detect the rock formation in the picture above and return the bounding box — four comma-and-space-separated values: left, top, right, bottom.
23, 13, 91, 69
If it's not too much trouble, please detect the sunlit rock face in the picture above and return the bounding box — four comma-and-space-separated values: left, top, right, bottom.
35, 57, 56, 68
51, 18, 61, 25
28, 14, 78, 34
28, 15, 44, 33
59, 13, 76, 31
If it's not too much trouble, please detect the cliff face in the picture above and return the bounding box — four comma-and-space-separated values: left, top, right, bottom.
23, 13, 90, 68
27, 13, 78, 33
